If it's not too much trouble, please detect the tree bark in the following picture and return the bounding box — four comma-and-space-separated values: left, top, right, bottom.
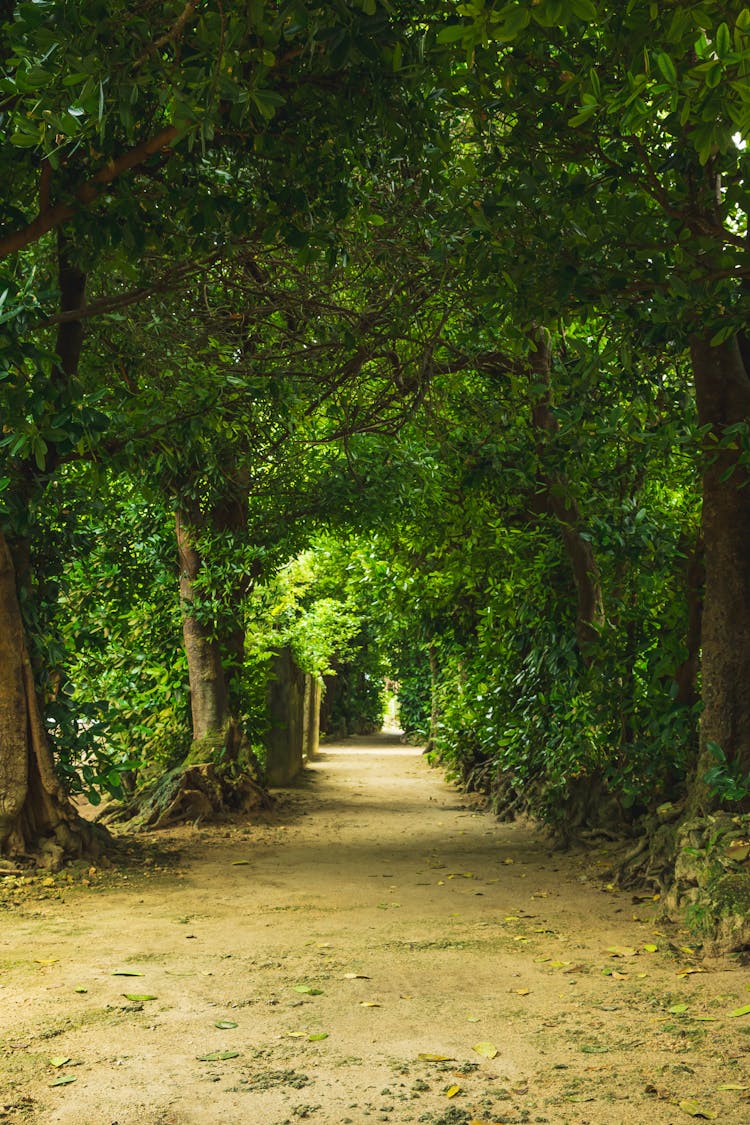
674, 534, 704, 710
175, 505, 231, 747
528, 328, 605, 656
689, 333, 750, 811
0, 534, 100, 866
209, 476, 250, 707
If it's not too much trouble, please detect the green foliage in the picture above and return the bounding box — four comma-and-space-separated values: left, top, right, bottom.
56, 472, 192, 789
703, 743, 750, 804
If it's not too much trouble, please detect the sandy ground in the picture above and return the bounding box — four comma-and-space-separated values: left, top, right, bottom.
1, 732, 750, 1125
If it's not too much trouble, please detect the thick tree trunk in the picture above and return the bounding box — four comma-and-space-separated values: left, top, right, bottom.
674, 534, 704, 710
175, 506, 231, 749
0, 534, 101, 867
689, 334, 750, 812
210, 481, 250, 705
108, 504, 269, 830
528, 329, 605, 655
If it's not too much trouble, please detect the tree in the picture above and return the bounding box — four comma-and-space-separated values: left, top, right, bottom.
0, 0, 447, 859
428, 0, 750, 815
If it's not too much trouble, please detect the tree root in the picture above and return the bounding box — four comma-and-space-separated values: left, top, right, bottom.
100, 759, 273, 831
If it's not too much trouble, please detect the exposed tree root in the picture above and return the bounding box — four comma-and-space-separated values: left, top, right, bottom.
100, 756, 273, 832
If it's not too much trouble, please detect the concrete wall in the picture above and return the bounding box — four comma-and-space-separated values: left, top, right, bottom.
265, 647, 321, 786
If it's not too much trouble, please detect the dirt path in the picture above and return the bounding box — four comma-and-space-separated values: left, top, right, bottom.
1, 734, 749, 1125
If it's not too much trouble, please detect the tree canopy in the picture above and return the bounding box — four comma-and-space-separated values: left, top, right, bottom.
2, 0, 750, 943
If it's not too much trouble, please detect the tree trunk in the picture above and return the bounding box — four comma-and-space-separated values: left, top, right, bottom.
528, 328, 605, 656
0, 534, 101, 867
210, 480, 250, 707
175, 506, 231, 751
689, 333, 750, 811
674, 534, 704, 710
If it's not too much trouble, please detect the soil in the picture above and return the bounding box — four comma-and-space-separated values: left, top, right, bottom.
1, 732, 750, 1125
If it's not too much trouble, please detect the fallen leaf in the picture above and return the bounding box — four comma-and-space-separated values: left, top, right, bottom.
49, 1057, 71, 1068
717, 1083, 748, 1091
605, 946, 637, 958
293, 985, 324, 995
643, 944, 658, 953
231, 860, 250, 866
678, 1098, 716, 1119
503, 858, 514, 865
197, 1050, 240, 1061
34, 959, 58, 966
308, 1032, 329, 1041
728, 1004, 750, 1018
73, 987, 87, 994
343, 973, 371, 980
214, 1020, 238, 1029
49, 1076, 76, 1087
111, 970, 144, 977
122, 993, 157, 1001
549, 960, 570, 969
669, 1003, 690, 1014
446, 1084, 461, 1097
418, 1053, 455, 1062
611, 971, 629, 980
473, 1041, 498, 1059
360, 1001, 381, 1007
286, 1031, 305, 1038
676, 967, 705, 978
512, 988, 531, 996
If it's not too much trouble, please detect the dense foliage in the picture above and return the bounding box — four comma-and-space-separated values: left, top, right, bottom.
2, 2, 750, 942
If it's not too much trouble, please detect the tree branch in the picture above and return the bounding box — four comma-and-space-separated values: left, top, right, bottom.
0, 125, 179, 260
133, 0, 200, 69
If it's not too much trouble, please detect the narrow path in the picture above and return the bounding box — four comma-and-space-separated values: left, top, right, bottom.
1, 734, 748, 1124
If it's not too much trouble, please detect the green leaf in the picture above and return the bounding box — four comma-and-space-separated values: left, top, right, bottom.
568, 104, 599, 127
569, 0, 598, 21
716, 23, 731, 58
250, 88, 286, 120
710, 325, 736, 346
214, 1020, 238, 1029
196, 1050, 240, 1061
656, 52, 678, 84
728, 1003, 750, 1017
9, 133, 39, 147
436, 24, 467, 44
308, 1032, 329, 1041
490, 7, 531, 40
123, 993, 157, 1001
49, 1076, 77, 1087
